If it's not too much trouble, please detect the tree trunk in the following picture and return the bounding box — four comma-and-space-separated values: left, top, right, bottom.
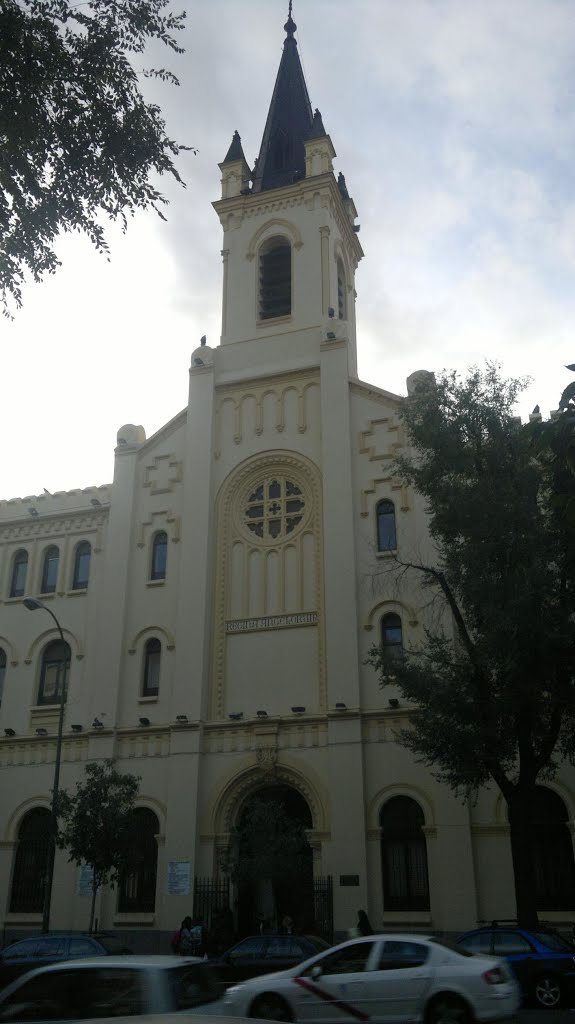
507, 788, 539, 928
89, 876, 98, 934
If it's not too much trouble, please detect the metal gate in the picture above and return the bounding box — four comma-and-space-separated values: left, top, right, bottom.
312, 875, 333, 941
193, 876, 230, 933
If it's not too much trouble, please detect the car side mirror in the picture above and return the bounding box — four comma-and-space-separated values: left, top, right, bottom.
310, 965, 322, 980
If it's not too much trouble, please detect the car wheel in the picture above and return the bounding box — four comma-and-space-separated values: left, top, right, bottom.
250, 993, 294, 1021
426, 994, 471, 1024
533, 974, 562, 1009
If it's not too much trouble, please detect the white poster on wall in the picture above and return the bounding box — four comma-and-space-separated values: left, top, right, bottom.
78, 864, 96, 897
167, 860, 191, 895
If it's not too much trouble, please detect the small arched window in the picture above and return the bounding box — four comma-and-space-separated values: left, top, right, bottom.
10, 549, 28, 598
377, 500, 397, 552
118, 808, 159, 912
0, 648, 6, 704
337, 258, 347, 320
142, 638, 161, 696
40, 546, 59, 594
150, 532, 168, 581
259, 236, 291, 320
10, 807, 50, 912
380, 796, 430, 911
381, 613, 403, 657
72, 541, 91, 590
38, 640, 70, 706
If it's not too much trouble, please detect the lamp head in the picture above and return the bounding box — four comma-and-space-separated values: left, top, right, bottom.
24, 597, 43, 612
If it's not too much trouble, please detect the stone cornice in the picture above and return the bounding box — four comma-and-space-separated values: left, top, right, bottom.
350, 379, 404, 406
213, 173, 363, 264
0, 510, 107, 540
215, 366, 320, 397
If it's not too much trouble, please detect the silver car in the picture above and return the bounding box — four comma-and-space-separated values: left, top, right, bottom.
0, 955, 226, 1021
221, 934, 520, 1023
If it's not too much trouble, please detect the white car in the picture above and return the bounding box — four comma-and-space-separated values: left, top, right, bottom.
221, 934, 521, 1023
0, 955, 228, 1021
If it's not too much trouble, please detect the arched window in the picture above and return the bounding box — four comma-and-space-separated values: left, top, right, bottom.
142, 638, 161, 696
40, 546, 59, 594
381, 613, 403, 658
532, 788, 575, 910
118, 808, 159, 912
38, 640, 70, 706
259, 236, 291, 320
10, 549, 28, 598
150, 532, 167, 581
377, 499, 397, 551
72, 541, 91, 590
337, 258, 347, 320
0, 648, 6, 704
10, 807, 50, 912
380, 796, 430, 911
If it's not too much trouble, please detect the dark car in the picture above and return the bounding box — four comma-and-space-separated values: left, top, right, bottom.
206, 933, 331, 985
0, 933, 132, 989
457, 925, 575, 1008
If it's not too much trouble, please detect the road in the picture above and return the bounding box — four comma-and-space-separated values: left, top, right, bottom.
521, 1010, 575, 1024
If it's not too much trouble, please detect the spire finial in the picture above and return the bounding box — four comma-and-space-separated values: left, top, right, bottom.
284, 0, 296, 37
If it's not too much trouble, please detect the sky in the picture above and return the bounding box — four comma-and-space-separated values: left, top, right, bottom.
4, 0, 575, 500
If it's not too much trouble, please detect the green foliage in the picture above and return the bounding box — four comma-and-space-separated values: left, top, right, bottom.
367, 365, 575, 921
0, 0, 193, 316
56, 759, 140, 922
220, 798, 310, 886
369, 364, 575, 788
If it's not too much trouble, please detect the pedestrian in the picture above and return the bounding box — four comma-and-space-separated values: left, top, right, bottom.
172, 915, 194, 954
280, 914, 294, 935
357, 909, 373, 936
190, 917, 205, 955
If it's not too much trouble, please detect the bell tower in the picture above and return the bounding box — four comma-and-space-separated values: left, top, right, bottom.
213, 6, 363, 380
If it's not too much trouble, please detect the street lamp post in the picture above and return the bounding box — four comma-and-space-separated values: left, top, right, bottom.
23, 597, 68, 934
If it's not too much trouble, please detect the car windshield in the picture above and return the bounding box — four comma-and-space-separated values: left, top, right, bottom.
532, 931, 575, 952
430, 937, 474, 958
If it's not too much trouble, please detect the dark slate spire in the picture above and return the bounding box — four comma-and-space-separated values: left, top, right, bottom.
251, 4, 314, 193
222, 130, 247, 165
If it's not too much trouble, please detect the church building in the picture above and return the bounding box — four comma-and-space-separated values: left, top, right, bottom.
0, 9, 573, 945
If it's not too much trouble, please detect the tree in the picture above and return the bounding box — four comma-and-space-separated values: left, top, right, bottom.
56, 759, 140, 932
1, 0, 193, 316
366, 364, 575, 926
220, 796, 311, 926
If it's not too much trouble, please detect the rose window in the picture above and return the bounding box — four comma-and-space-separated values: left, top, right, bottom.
243, 478, 306, 540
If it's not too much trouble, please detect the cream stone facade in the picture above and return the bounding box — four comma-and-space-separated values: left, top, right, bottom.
1, 12, 574, 946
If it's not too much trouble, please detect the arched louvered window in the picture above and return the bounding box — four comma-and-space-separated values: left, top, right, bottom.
118, 808, 159, 912
377, 499, 397, 551
532, 788, 575, 910
142, 638, 161, 697
38, 640, 70, 706
337, 258, 347, 320
0, 648, 6, 704
10, 549, 28, 598
10, 807, 50, 912
380, 796, 430, 911
72, 541, 91, 590
381, 613, 403, 658
40, 546, 59, 594
150, 532, 167, 581
259, 236, 291, 320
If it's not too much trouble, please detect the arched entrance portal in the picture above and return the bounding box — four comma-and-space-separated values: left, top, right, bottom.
233, 784, 314, 937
